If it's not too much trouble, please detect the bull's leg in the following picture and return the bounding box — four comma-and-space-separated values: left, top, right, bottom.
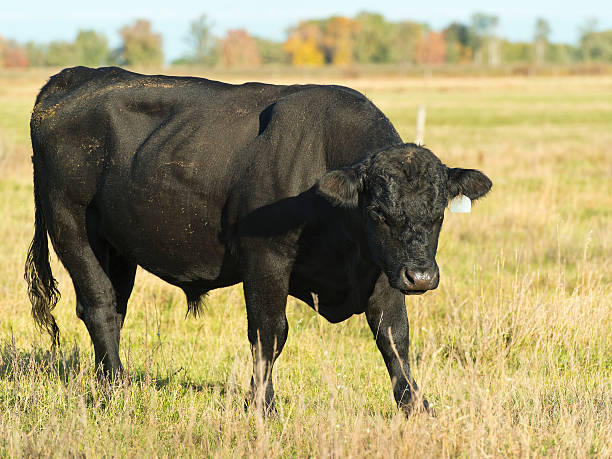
242, 252, 290, 415
106, 246, 137, 328
365, 275, 430, 415
48, 204, 124, 379
76, 246, 136, 346
83, 206, 137, 330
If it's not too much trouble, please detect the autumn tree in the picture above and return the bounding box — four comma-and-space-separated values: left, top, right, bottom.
285, 15, 428, 66
415, 30, 447, 65
220, 29, 261, 67
321, 16, 360, 65
5, 43, 29, 68
0, 37, 5, 67
283, 22, 325, 66
0, 37, 29, 68
118, 19, 163, 66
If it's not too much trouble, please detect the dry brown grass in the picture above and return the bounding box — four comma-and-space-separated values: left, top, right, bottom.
0, 68, 610, 457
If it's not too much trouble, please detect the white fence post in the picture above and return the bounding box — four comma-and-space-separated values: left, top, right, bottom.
415, 105, 426, 145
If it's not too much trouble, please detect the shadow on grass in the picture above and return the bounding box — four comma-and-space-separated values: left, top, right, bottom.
129, 367, 231, 396
0, 339, 82, 383
0, 339, 243, 407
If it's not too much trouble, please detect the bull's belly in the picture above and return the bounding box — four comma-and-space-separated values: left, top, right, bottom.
95, 183, 236, 287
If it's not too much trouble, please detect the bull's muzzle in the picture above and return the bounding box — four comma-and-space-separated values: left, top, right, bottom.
399, 267, 439, 294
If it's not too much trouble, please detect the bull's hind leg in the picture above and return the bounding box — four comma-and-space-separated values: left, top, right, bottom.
80, 216, 137, 330
76, 243, 137, 346
47, 202, 126, 379
107, 246, 137, 327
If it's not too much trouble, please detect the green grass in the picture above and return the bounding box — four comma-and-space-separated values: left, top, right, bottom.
0, 70, 610, 457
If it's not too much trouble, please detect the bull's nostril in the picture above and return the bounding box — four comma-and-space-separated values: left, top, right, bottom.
402, 267, 415, 286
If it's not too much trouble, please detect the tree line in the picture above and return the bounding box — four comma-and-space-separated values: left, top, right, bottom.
1, 13, 611, 69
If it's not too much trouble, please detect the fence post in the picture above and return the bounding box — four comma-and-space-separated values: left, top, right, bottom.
415, 104, 426, 145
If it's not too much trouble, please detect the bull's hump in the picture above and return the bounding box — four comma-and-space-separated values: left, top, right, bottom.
32, 67, 201, 126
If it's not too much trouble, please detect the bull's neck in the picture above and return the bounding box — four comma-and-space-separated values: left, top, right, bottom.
294, 196, 382, 313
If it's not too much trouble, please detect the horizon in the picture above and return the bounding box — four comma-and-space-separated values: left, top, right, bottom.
2, 0, 611, 62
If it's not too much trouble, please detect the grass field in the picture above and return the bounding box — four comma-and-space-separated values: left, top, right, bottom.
0, 68, 610, 457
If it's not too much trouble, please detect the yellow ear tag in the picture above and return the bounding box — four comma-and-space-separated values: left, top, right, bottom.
450, 194, 471, 213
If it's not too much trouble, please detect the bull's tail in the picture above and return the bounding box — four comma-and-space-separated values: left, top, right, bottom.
24, 168, 60, 346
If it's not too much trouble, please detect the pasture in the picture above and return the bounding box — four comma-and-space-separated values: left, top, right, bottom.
0, 69, 610, 457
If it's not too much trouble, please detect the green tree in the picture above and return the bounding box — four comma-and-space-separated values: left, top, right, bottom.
185, 14, 218, 66
578, 18, 598, 41
470, 13, 500, 65
388, 21, 425, 64
74, 30, 109, 66
353, 12, 392, 63
45, 40, 79, 66
118, 19, 163, 66
579, 19, 612, 61
547, 43, 578, 64
254, 37, 288, 64
500, 40, 532, 63
24, 42, 46, 66
443, 22, 472, 63
580, 29, 612, 61
534, 18, 551, 64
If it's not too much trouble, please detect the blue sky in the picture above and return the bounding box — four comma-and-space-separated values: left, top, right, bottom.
1, 0, 611, 61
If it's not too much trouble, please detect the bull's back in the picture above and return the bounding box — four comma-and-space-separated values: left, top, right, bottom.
31, 67, 276, 203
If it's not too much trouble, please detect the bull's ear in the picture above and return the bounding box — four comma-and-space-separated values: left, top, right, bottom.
317, 167, 363, 208
448, 168, 492, 200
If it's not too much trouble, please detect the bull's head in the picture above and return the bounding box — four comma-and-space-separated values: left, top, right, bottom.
317, 143, 492, 295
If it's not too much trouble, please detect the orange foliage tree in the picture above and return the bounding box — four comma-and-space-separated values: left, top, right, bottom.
283, 22, 325, 66
119, 19, 163, 66
415, 31, 447, 65
322, 17, 360, 65
221, 29, 261, 67
0, 37, 5, 67
0, 37, 29, 68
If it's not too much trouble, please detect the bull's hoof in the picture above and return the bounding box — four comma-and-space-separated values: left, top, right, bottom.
244, 390, 278, 418
399, 394, 433, 417
95, 365, 128, 387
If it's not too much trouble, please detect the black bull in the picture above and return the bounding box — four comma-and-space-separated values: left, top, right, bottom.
25, 67, 491, 415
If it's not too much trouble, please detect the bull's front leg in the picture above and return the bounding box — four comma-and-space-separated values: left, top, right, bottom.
365, 275, 430, 415
241, 249, 291, 416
